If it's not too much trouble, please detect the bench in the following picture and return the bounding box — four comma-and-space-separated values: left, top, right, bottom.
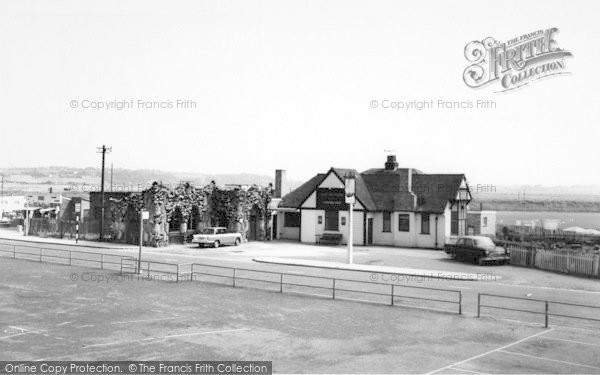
317, 233, 343, 245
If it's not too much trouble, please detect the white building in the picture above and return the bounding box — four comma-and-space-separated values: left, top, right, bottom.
0, 195, 26, 219
467, 210, 497, 237
275, 155, 471, 249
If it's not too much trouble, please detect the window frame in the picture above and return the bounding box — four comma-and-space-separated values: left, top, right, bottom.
283, 212, 301, 228
398, 213, 410, 232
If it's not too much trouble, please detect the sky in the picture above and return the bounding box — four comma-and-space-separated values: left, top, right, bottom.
1, 0, 599, 186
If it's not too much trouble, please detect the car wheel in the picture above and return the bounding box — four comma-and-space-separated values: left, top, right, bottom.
213, 240, 220, 249
234, 238, 241, 246
198, 243, 203, 248
477, 257, 484, 266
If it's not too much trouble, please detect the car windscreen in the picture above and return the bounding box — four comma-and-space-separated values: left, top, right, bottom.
474, 237, 495, 250
200, 229, 214, 234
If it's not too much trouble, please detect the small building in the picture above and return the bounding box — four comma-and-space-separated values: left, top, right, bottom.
275, 155, 471, 249
0, 195, 26, 220
466, 210, 496, 237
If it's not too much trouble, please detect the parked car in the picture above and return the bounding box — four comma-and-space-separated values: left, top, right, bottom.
444, 235, 510, 265
191, 227, 243, 248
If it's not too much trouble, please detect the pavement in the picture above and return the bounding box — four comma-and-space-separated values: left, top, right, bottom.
6, 259, 599, 373
0, 229, 136, 249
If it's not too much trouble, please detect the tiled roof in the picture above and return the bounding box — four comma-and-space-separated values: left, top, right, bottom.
412, 173, 466, 213
330, 168, 376, 210
278, 173, 326, 208
279, 166, 467, 213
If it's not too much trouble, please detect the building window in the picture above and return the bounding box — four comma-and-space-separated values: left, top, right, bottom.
398, 214, 410, 232
482, 217, 488, 227
421, 213, 430, 234
325, 210, 339, 231
382, 212, 391, 232
318, 215, 323, 224
341, 217, 346, 226
284, 212, 301, 228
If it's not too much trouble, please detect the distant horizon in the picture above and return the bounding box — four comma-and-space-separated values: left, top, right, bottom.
1, 165, 600, 192
2, 0, 600, 186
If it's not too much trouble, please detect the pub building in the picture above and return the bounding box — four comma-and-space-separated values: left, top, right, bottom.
275, 155, 471, 249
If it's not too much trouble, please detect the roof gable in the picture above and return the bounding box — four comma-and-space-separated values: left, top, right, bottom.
279, 166, 467, 213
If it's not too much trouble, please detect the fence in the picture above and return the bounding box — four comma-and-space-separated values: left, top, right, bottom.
0, 242, 134, 271
500, 241, 600, 278
477, 293, 600, 329
187, 263, 463, 314
4, 241, 600, 329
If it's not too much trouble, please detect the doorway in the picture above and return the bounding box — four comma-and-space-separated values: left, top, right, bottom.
367, 218, 373, 245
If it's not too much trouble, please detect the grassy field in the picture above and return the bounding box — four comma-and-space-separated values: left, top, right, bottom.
1, 258, 600, 373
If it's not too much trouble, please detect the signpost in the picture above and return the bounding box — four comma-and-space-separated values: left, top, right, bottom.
344, 172, 356, 264
75, 202, 81, 244
138, 210, 149, 274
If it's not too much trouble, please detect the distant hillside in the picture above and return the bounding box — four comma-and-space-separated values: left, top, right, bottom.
0, 167, 302, 194
471, 199, 600, 213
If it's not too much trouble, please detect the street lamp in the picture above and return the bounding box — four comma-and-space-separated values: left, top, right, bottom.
138, 209, 149, 274
344, 171, 356, 264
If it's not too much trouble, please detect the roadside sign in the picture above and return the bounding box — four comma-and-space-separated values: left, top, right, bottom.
75, 203, 81, 213
141, 210, 149, 220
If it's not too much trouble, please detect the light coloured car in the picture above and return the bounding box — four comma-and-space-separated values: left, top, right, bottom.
191, 227, 243, 248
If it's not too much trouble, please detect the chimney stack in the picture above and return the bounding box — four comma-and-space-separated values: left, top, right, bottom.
384, 155, 398, 171
274, 169, 287, 198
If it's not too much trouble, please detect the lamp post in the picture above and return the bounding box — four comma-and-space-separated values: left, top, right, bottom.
138, 209, 149, 274
344, 171, 356, 264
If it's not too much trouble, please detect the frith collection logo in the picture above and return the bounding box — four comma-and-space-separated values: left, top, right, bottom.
463, 28, 573, 92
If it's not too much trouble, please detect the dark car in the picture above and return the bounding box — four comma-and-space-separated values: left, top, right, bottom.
444, 236, 510, 265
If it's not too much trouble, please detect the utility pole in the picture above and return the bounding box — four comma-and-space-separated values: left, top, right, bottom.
96, 145, 112, 241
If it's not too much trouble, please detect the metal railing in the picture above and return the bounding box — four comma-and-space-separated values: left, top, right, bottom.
0, 242, 134, 270
189, 263, 462, 314
477, 292, 600, 328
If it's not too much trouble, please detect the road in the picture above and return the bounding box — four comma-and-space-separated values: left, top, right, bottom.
1, 237, 599, 325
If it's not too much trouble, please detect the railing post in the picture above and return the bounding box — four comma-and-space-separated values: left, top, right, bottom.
101, 254, 104, 270
279, 274, 283, 293
233, 269, 236, 287
477, 293, 481, 318
391, 284, 394, 306
13, 245, 16, 258
458, 291, 462, 315
120, 257, 123, 274
190, 264, 194, 282
176, 264, 180, 283
332, 278, 336, 300
39, 248, 43, 262
147, 261, 150, 278
545, 301, 549, 328
69, 250, 72, 266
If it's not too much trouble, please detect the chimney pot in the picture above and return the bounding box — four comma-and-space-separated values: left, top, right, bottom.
384, 155, 398, 171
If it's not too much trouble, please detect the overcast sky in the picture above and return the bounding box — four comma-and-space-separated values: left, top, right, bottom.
1, 0, 599, 186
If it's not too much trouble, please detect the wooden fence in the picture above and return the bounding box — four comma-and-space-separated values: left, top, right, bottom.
503, 242, 600, 278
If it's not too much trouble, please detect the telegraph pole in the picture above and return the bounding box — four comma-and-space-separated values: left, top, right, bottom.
97, 145, 112, 241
